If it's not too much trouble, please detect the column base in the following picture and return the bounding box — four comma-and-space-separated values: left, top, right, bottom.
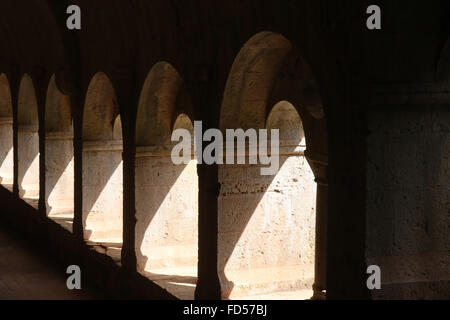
311, 284, 327, 300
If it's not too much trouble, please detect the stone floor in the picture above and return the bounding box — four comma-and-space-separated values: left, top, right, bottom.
142, 265, 314, 300
143, 266, 198, 300
239, 289, 313, 300
224, 266, 314, 300
48, 211, 74, 232
0, 223, 100, 300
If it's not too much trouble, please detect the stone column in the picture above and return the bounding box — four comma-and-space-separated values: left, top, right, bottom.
71, 94, 84, 241
306, 149, 328, 300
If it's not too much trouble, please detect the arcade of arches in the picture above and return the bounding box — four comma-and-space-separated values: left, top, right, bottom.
0, 33, 328, 300
0, 1, 449, 300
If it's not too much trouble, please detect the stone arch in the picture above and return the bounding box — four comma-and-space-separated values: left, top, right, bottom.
17, 74, 40, 206
135, 63, 198, 299
173, 113, 194, 133
0, 73, 14, 186
82, 73, 120, 141
266, 101, 305, 143
82, 72, 123, 250
136, 62, 192, 146
45, 75, 72, 133
220, 32, 293, 131
218, 32, 326, 299
44, 74, 74, 230
113, 115, 122, 140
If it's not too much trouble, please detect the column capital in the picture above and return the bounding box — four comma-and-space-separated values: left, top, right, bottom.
305, 149, 328, 185
305, 149, 328, 165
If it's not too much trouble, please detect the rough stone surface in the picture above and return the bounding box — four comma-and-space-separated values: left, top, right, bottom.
83, 148, 123, 242
367, 105, 450, 298
45, 136, 74, 215
17, 130, 39, 199
218, 150, 316, 299
135, 153, 198, 272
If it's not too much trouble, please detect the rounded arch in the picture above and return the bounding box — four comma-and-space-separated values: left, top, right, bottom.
0, 74, 12, 117
134, 65, 199, 299
18, 74, 38, 126
136, 62, 193, 146
220, 32, 292, 131
266, 100, 305, 145
45, 74, 72, 133
113, 115, 122, 140
220, 31, 325, 148
172, 112, 194, 133
82, 72, 120, 141
44, 74, 75, 223
217, 31, 325, 300
268, 46, 325, 122
81, 72, 123, 244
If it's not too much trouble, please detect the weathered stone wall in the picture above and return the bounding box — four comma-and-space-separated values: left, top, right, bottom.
367, 105, 450, 298
45, 134, 74, 214
82, 143, 123, 242
17, 127, 39, 199
218, 149, 316, 298
135, 148, 198, 271
0, 118, 13, 184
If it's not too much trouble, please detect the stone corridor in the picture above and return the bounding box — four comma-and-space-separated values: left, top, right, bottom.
0, 1, 448, 300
